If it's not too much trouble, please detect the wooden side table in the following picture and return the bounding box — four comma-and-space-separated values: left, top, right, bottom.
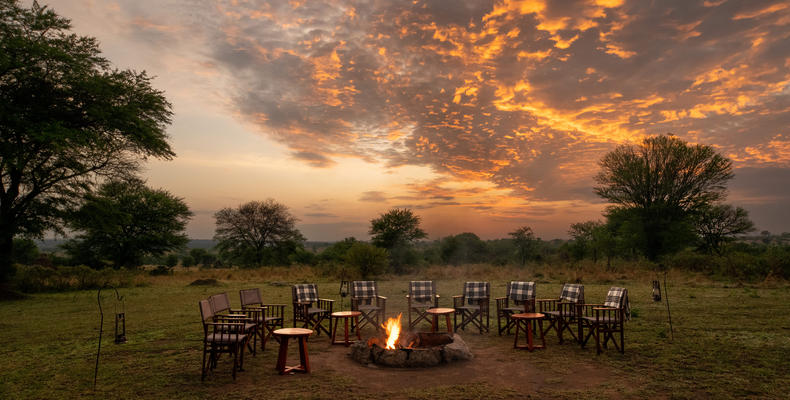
426, 308, 455, 333
331, 311, 362, 346
273, 328, 313, 374
512, 313, 545, 351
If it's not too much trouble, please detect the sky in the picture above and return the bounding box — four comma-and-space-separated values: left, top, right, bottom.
43, 0, 790, 241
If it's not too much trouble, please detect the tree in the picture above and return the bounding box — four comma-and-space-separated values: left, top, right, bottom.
695, 204, 755, 255
214, 199, 306, 266
0, 1, 173, 282
369, 208, 427, 249
369, 208, 426, 272
63, 178, 192, 268
594, 135, 733, 260
345, 242, 388, 278
440, 232, 489, 265
509, 226, 537, 265
568, 221, 602, 261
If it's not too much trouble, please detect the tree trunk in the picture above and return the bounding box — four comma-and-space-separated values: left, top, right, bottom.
0, 229, 14, 285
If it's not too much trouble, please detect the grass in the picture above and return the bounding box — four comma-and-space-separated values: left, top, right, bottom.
1, 265, 789, 399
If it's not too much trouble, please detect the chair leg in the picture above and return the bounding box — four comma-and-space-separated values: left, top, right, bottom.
201, 341, 208, 381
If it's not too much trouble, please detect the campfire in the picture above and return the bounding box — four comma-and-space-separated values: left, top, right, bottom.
350, 313, 473, 368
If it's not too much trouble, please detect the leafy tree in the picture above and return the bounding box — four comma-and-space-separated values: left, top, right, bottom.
509, 226, 538, 265
189, 248, 208, 266
369, 208, 426, 272
440, 232, 489, 265
63, 178, 192, 268
345, 242, 388, 278
0, 1, 173, 283
214, 199, 306, 267
318, 237, 358, 263
164, 254, 179, 268
695, 204, 755, 255
568, 221, 602, 261
369, 208, 427, 249
180, 255, 195, 268
594, 135, 733, 260
11, 238, 39, 265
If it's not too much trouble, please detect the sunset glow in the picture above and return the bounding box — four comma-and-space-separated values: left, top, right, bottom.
50, 0, 790, 240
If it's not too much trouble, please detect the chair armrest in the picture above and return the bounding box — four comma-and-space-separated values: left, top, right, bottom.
377, 295, 387, 300
318, 298, 334, 313
452, 295, 463, 308
536, 298, 557, 312
495, 297, 508, 310
593, 306, 621, 322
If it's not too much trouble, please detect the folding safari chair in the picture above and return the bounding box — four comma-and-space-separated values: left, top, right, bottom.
579, 287, 630, 354
496, 281, 536, 335
199, 299, 247, 380
292, 284, 334, 336
407, 281, 440, 329
537, 283, 584, 344
350, 281, 387, 332
453, 282, 490, 334
239, 288, 285, 351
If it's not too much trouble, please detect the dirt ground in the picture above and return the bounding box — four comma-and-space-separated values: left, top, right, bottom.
309, 332, 617, 398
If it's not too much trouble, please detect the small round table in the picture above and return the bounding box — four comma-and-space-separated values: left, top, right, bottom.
426, 308, 455, 333
272, 328, 313, 374
330, 311, 362, 346
511, 313, 546, 351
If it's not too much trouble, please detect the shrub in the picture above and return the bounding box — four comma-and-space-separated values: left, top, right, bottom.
345, 242, 388, 278
181, 255, 195, 268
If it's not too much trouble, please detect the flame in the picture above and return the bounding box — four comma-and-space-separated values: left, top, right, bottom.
381, 313, 403, 350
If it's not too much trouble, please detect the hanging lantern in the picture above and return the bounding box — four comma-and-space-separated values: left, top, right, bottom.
651, 280, 662, 302
114, 311, 127, 344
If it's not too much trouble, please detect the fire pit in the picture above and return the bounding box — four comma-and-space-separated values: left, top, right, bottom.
350, 314, 473, 368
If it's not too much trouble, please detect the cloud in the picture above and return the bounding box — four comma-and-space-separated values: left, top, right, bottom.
359, 190, 388, 202
194, 0, 789, 209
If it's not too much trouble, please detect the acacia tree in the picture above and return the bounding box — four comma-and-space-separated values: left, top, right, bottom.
509, 226, 537, 265
369, 208, 427, 272
369, 208, 427, 249
0, 1, 173, 283
594, 135, 733, 260
214, 200, 305, 266
695, 204, 755, 255
64, 178, 192, 268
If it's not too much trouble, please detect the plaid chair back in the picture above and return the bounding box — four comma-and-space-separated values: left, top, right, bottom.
239, 288, 262, 307
410, 281, 435, 303
293, 284, 319, 303
209, 293, 231, 314
604, 287, 631, 320
464, 281, 489, 301
352, 281, 377, 299
559, 283, 584, 304
199, 299, 214, 322
509, 281, 535, 302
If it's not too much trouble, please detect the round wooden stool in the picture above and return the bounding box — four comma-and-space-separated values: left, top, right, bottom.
272, 328, 313, 374
511, 313, 546, 351
330, 311, 362, 346
426, 308, 455, 333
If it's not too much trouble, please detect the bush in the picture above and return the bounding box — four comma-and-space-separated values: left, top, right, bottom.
12, 265, 138, 292
345, 242, 388, 278
164, 254, 179, 268
181, 255, 195, 268
149, 265, 172, 276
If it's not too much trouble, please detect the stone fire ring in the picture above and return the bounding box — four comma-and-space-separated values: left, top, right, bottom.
350, 332, 473, 368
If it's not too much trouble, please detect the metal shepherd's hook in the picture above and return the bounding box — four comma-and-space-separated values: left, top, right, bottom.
94, 285, 123, 390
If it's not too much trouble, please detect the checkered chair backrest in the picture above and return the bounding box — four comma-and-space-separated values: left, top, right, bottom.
209, 293, 231, 314
293, 284, 319, 303
509, 281, 536, 302
240, 288, 262, 307
199, 299, 214, 322
464, 281, 489, 301
410, 281, 435, 303
604, 287, 631, 320
559, 283, 584, 304
352, 281, 377, 299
